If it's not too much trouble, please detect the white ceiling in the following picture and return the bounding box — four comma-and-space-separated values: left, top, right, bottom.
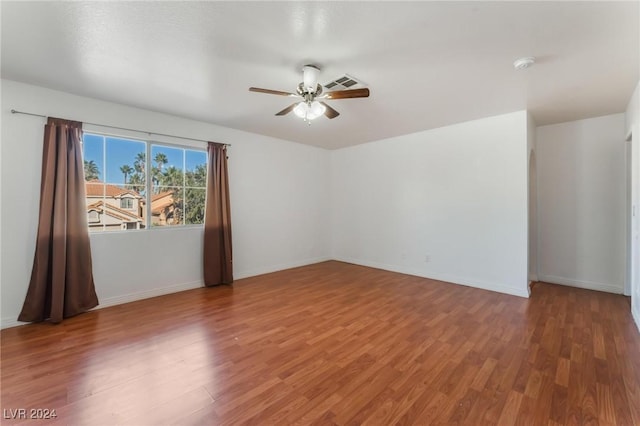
2, 1, 638, 150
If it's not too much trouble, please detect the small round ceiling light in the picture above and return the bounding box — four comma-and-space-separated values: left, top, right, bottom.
513, 57, 536, 70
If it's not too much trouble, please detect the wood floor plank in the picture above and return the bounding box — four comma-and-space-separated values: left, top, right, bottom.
1, 261, 639, 425
496, 390, 523, 425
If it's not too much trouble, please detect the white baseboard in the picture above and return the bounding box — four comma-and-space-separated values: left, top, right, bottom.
96, 279, 204, 310
334, 256, 530, 298
234, 256, 332, 280
537, 274, 623, 294
1, 317, 23, 329
1, 256, 528, 329
1, 279, 205, 330
633, 302, 640, 334
1, 257, 333, 330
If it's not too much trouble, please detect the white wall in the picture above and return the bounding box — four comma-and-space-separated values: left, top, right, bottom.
331, 111, 530, 297
8, 78, 633, 330
1, 79, 331, 328
537, 114, 626, 294
527, 113, 538, 283
625, 81, 640, 331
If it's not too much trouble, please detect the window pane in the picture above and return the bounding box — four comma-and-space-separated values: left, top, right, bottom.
105, 137, 146, 185
151, 186, 183, 226
186, 150, 207, 188
86, 182, 146, 231
83, 134, 104, 182
84, 137, 146, 233
151, 145, 184, 189
185, 188, 206, 225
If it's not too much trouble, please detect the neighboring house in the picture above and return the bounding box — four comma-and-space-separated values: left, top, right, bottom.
151, 191, 179, 226
85, 181, 146, 231
84, 181, 180, 230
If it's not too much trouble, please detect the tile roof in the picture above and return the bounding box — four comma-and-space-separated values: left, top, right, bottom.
85, 181, 142, 198
150, 191, 177, 215
152, 199, 175, 215
151, 191, 174, 202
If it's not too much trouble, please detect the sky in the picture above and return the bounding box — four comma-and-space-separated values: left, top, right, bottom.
83, 133, 207, 186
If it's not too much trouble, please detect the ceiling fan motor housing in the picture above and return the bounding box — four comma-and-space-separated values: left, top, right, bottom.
297, 83, 323, 97
302, 65, 321, 93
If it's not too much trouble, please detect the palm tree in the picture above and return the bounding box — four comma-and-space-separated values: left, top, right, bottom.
129, 173, 145, 194
154, 153, 168, 171
186, 164, 207, 187
162, 166, 184, 187
120, 165, 134, 184
84, 160, 100, 181
134, 152, 145, 173
130, 152, 146, 192
152, 153, 169, 192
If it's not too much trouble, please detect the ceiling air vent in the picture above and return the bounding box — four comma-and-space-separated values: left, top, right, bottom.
323, 74, 364, 90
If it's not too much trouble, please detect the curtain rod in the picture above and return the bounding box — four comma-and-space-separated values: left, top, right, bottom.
10, 109, 231, 147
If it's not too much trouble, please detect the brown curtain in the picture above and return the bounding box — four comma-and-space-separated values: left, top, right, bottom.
203, 142, 233, 286
18, 118, 99, 323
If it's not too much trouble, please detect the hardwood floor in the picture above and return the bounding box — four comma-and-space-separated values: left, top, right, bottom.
1, 261, 639, 425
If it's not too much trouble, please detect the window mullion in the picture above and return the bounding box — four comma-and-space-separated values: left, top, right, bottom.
102, 135, 106, 232
146, 141, 152, 230
183, 148, 186, 226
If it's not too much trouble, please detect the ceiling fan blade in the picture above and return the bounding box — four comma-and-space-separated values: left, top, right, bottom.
323, 88, 370, 100
321, 102, 340, 119
249, 87, 298, 97
275, 103, 297, 116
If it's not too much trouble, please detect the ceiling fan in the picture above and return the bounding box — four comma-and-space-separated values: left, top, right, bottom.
249, 65, 370, 121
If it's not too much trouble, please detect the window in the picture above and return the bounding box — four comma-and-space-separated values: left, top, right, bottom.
82, 133, 207, 232
88, 210, 100, 223
120, 198, 134, 209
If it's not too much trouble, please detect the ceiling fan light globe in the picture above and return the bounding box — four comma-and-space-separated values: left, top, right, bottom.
310, 101, 326, 117
306, 111, 320, 120
293, 102, 308, 118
